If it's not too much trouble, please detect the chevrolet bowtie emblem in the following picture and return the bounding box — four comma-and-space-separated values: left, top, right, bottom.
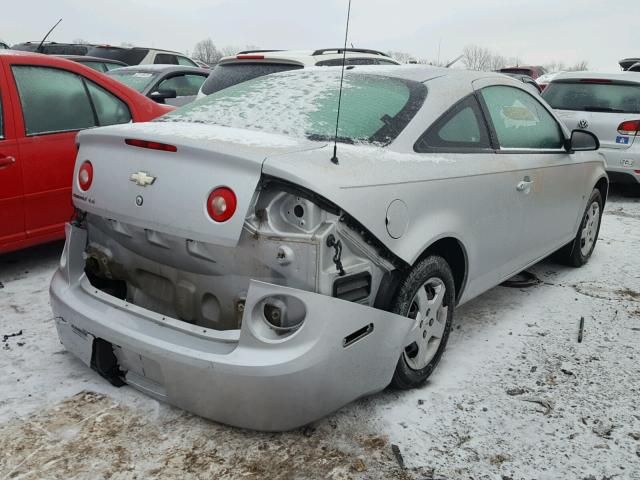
129, 171, 156, 187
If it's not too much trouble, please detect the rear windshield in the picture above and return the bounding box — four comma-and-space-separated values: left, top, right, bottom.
86, 47, 148, 65
159, 70, 427, 145
107, 70, 159, 92
543, 81, 640, 114
200, 62, 304, 95
500, 68, 534, 76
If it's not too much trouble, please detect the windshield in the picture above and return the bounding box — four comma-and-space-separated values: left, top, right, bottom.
543, 81, 640, 114
200, 62, 304, 95
159, 70, 427, 145
107, 70, 159, 92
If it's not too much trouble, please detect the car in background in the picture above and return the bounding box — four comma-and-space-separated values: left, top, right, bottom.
57, 55, 128, 73
498, 65, 547, 80
543, 71, 640, 185
198, 48, 400, 97
107, 65, 209, 106
620, 58, 640, 72
0, 51, 172, 254
53, 66, 606, 431
499, 72, 542, 94
11, 41, 94, 55
194, 59, 211, 69
0, 42, 9, 49
86, 45, 198, 67
535, 71, 563, 91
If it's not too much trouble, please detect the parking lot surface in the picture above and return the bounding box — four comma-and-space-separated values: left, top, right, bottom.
1, 188, 639, 480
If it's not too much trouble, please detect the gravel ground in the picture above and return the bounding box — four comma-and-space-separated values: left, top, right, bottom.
1, 187, 639, 480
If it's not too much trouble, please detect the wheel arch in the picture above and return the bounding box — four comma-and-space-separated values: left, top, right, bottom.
594, 175, 609, 207
415, 236, 469, 304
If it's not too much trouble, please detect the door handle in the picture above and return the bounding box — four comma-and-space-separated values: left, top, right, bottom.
0, 155, 16, 168
516, 176, 533, 193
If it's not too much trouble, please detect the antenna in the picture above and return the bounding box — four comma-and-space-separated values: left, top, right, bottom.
36, 18, 63, 53
330, 0, 352, 165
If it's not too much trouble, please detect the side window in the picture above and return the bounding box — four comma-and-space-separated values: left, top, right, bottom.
157, 74, 206, 97
177, 56, 197, 67
480, 85, 564, 149
85, 80, 132, 126
154, 53, 178, 65
12, 66, 96, 135
415, 95, 491, 151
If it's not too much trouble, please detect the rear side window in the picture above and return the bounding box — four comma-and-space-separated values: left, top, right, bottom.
543, 81, 640, 114
157, 74, 207, 96
85, 81, 132, 126
415, 95, 491, 151
12, 66, 96, 135
480, 85, 564, 149
12, 66, 131, 135
155, 53, 178, 65
200, 62, 304, 95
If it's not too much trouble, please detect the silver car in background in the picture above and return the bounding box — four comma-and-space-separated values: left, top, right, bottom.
51, 66, 607, 431
543, 71, 640, 185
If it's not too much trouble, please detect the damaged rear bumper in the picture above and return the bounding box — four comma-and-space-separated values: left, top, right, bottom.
50, 224, 413, 431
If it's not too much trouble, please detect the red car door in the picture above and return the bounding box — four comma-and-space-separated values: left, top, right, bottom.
0, 56, 25, 250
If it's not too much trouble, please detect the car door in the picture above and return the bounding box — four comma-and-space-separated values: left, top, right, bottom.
0, 57, 25, 251
477, 82, 589, 265
8, 64, 132, 241
154, 73, 208, 106
413, 94, 529, 296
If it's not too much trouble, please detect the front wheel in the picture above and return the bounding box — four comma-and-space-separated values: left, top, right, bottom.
390, 256, 455, 390
561, 188, 603, 267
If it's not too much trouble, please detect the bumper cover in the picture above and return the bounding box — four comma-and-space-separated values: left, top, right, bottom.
600, 148, 640, 184
50, 224, 413, 431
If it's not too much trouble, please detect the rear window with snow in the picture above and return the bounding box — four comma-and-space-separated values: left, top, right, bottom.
200, 62, 304, 95
543, 81, 640, 114
159, 70, 427, 145
107, 70, 159, 92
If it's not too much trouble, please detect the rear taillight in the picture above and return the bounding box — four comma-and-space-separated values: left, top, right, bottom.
78, 161, 93, 191
125, 138, 177, 152
617, 120, 640, 136
207, 187, 237, 222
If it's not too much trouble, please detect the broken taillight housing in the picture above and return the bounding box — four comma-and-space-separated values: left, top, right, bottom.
207, 187, 237, 222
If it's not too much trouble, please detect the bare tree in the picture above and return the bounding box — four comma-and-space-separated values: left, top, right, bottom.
387, 50, 416, 64
193, 38, 222, 65
567, 60, 588, 71
462, 45, 493, 71
219, 45, 240, 57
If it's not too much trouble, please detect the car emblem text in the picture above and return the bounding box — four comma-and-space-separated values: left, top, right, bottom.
578, 119, 589, 129
129, 171, 156, 187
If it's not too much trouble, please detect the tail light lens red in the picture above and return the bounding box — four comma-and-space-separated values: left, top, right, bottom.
207, 187, 237, 222
78, 161, 93, 191
617, 120, 640, 136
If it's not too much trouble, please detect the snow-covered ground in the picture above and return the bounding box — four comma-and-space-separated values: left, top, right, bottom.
1, 187, 639, 480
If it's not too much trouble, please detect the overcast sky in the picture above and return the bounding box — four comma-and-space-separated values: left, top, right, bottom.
2, 0, 636, 71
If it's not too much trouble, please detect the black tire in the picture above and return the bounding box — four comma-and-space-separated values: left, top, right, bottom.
390, 255, 455, 390
560, 188, 603, 267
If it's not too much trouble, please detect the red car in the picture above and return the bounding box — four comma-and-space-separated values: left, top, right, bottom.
0, 51, 172, 254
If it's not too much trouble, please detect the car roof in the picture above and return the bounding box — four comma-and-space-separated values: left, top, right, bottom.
109, 64, 209, 74
89, 45, 185, 55
57, 55, 128, 64
551, 71, 640, 84
219, 48, 399, 66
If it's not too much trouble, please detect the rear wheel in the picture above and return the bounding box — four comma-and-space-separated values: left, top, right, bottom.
390, 256, 455, 389
560, 188, 603, 267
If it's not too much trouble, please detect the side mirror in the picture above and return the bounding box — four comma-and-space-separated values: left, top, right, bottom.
149, 88, 177, 104
567, 129, 599, 152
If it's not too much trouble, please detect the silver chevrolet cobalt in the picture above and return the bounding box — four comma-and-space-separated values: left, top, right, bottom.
51, 66, 607, 430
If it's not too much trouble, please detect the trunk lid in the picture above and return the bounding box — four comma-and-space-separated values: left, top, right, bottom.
73, 122, 324, 246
